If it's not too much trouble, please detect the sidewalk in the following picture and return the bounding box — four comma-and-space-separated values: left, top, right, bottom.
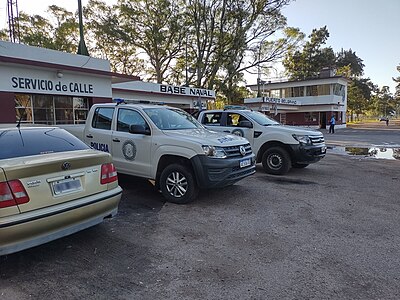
346, 120, 400, 130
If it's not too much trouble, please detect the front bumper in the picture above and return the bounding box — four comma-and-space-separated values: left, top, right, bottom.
190, 153, 256, 189
0, 186, 122, 256
290, 144, 326, 164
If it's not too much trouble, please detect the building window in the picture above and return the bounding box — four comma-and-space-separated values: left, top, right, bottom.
333, 84, 345, 98
317, 84, 330, 95
306, 85, 318, 96
14, 94, 89, 125
305, 112, 318, 122
270, 89, 280, 98
305, 84, 330, 96
15, 94, 33, 123
284, 87, 304, 97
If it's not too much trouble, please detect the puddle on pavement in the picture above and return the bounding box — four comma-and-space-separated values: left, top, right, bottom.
328, 146, 400, 160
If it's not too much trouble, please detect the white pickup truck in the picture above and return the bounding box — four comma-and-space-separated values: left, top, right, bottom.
62, 103, 256, 203
197, 108, 326, 175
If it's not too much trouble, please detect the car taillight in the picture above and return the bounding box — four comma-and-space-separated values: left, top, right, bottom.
100, 163, 118, 184
0, 180, 30, 208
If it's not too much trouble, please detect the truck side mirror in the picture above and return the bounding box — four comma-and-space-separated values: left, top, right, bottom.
129, 124, 151, 135
238, 120, 253, 128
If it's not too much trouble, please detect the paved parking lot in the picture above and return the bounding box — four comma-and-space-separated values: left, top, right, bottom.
1, 124, 400, 300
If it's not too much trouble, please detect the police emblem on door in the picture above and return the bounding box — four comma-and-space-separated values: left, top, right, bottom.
122, 140, 137, 161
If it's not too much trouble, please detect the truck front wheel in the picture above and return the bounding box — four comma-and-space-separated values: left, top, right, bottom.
262, 147, 291, 175
159, 164, 199, 204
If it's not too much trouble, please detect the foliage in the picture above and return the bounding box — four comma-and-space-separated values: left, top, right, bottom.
118, 0, 186, 83
84, 0, 145, 76
346, 78, 376, 121
283, 26, 335, 80
336, 48, 365, 77
394, 63, 400, 98
15, 7, 79, 53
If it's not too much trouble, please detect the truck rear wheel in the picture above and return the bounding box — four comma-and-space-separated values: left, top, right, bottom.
262, 147, 291, 175
159, 164, 199, 204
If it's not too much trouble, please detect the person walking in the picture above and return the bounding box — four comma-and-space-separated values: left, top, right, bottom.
329, 115, 336, 134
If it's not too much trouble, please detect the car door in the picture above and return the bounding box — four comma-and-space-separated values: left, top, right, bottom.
220, 112, 254, 145
111, 107, 152, 178
86, 106, 114, 154
201, 112, 225, 133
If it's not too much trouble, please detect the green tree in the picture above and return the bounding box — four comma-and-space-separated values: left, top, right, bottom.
283, 26, 335, 80
84, 0, 145, 75
394, 63, 400, 97
118, 0, 186, 83
336, 48, 365, 77
347, 78, 376, 121
184, 0, 301, 102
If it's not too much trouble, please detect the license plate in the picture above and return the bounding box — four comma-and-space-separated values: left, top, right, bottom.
52, 178, 82, 196
240, 158, 251, 168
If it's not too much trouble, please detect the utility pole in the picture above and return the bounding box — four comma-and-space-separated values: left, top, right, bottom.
7, 0, 20, 43
77, 0, 89, 56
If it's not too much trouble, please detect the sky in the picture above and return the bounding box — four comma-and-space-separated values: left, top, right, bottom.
0, 0, 399, 93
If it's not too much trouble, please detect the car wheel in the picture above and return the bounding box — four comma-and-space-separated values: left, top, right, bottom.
292, 163, 309, 169
159, 164, 198, 204
262, 147, 291, 175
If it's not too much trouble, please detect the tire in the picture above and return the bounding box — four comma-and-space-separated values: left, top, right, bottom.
262, 147, 291, 175
292, 163, 309, 169
231, 128, 244, 137
159, 164, 199, 204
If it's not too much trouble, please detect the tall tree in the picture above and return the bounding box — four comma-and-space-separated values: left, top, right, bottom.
347, 78, 376, 121
84, 0, 144, 75
283, 26, 335, 80
394, 63, 400, 97
336, 48, 365, 77
185, 0, 302, 101
118, 0, 186, 83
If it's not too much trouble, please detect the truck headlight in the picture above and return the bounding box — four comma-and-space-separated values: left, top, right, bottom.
202, 145, 227, 158
292, 134, 311, 145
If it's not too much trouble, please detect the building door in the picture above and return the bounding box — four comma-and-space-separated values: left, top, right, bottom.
320, 112, 327, 129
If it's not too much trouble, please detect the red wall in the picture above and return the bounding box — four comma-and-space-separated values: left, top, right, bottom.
0, 92, 17, 123
92, 97, 113, 104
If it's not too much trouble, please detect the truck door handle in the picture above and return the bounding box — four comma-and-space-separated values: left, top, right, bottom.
112, 138, 120, 142
86, 134, 93, 138
223, 130, 230, 133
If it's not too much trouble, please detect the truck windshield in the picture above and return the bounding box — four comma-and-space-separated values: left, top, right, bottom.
245, 111, 280, 126
144, 108, 203, 130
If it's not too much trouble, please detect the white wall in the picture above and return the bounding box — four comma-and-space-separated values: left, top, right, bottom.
0, 64, 112, 98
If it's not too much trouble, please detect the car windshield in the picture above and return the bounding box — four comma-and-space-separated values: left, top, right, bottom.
245, 111, 280, 126
144, 107, 203, 130
0, 128, 89, 160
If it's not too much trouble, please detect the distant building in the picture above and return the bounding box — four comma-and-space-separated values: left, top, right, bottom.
246, 74, 348, 128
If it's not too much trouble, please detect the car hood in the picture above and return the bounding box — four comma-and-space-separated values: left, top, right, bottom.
162, 128, 248, 146
267, 125, 324, 136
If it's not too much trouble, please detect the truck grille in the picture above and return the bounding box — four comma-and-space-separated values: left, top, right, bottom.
310, 136, 325, 145
223, 143, 252, 158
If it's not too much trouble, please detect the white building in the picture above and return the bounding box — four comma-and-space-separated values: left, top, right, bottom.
246, 74, 348, 128
0, 40, 215, 124
112, 81, 215, 112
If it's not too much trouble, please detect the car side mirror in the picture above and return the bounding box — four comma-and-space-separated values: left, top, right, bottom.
238, 120, 253, 128
129, 124, 151, 135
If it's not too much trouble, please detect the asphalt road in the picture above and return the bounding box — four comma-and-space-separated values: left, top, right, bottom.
1, 123, 400, 300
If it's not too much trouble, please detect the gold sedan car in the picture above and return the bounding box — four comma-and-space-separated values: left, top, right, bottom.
0, 126, 122, 256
